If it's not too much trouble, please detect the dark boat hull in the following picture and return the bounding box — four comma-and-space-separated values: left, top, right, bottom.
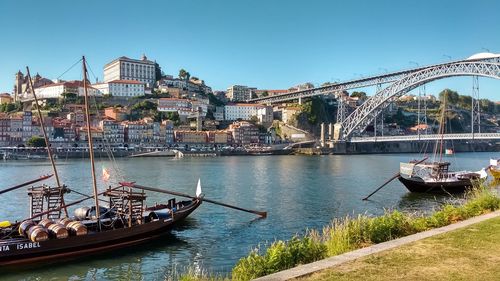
398, 176, 473, 193
0, 199, 201, 267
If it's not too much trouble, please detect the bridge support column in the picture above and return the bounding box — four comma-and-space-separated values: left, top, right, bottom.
298, 97, 302, 105
333, 123, 343, 142
320, 123, 325, 147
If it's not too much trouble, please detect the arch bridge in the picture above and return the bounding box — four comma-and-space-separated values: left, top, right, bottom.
249, 53, 500, 141
338, 54, 500, 140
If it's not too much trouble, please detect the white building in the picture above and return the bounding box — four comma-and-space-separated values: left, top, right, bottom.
158, 76, 213, 96
33, 81, 100, 99
157, 98, 207, 117
103, 55, 157, 87
158, 98, 191, 112
224, 104, 273, 123
93, 80, 145, 97
226, 85, 252, 101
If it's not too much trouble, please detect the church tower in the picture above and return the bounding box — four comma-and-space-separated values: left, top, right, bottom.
14, 70, 24, 102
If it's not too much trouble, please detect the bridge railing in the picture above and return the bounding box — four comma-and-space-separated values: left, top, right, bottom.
350, 133, 500, 142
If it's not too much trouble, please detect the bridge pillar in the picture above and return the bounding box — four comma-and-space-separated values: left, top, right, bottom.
332, 123, 343, 142
298, 97, 302, 105
320, 123, 325, 147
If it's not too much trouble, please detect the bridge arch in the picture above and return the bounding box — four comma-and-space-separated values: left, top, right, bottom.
339, 61, 500, 140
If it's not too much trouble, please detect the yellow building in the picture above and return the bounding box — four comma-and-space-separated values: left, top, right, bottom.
174, 130, 207, 143
0, 93, 13, 104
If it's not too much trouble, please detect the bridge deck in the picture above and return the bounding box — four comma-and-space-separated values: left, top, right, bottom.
350, 133, 500, 142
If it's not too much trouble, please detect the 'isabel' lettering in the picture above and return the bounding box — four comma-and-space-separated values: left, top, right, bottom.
16, 242, 40, 250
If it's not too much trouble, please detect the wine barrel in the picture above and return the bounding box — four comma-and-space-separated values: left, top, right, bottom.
74, 207, 90, 220
18, 220, 36, 236
47, 223, 69, 239
66, 221, 87, 236
57, 218, 73, 227
27, 225, 49, 242
38, 218, 55, 228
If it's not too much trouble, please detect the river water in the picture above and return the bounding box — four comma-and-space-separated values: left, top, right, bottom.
0, 152, 498, 280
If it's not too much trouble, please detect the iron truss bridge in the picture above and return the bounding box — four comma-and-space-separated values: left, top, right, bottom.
350, 133, 500, 143
248, 53, 500, 141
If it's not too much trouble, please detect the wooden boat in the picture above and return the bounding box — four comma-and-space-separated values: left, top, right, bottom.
0, 196, 201, 266
397, 97, 486, 193
398, 161, 485, 193
0, 58, 202, 267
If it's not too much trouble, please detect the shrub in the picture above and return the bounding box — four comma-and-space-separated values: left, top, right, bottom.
232, 234, 326, 281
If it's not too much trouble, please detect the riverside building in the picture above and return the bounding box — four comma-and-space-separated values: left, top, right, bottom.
224, 103, 273, 124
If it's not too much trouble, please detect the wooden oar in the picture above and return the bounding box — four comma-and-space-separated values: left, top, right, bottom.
0, 174, 53, 195
362, 157, 428, 201
120, 182, 268, 218
362, 172, 401, 201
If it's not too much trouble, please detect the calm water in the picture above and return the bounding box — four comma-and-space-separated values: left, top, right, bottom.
0, 152, 498, 280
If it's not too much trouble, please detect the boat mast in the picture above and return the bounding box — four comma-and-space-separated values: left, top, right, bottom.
82, 56, 101, 227
26, 67, 68, 217
433, 94, 447, 163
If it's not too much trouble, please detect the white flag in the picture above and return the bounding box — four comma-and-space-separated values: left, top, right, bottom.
196, 178, 202, 197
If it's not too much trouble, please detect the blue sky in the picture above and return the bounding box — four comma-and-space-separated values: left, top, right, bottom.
0, 0, 499, 100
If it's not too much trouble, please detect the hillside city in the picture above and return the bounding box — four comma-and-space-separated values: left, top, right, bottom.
0, 54, 498, 150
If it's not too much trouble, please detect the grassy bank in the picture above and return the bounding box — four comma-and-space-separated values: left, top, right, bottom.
302, 215, 500, 281
179, 187, 500, 281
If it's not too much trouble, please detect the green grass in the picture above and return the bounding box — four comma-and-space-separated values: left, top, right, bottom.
302, 216, 500, 281
179, 187, 500, 281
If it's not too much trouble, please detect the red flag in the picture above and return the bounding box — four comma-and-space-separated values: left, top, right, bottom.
102, 166, 110, 181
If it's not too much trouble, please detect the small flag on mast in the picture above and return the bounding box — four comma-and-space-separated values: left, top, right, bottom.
196, 178, 202, 197
102, 166, 110, 181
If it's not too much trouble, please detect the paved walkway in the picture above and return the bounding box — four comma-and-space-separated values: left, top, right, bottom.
254, 210, 500, 281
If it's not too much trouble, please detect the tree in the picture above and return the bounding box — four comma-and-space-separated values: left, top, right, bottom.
251, 92, 258, 99
0, 103, 16, 112
208, 93, 225, 106
351, 91, 367, 100
249, 115, 259, 124
178, 69, 191, 81
261, 91, 269, 97
438, 89, 459, 104
165, 111, 180, 126
27, 136, 46, 147
155, 62, 162, 82
61, 92, 77, 101
179, 69, 187, 80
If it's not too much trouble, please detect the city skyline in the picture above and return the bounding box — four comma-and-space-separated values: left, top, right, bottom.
0, 0, 499, 100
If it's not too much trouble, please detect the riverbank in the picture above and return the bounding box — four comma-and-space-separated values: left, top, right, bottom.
176, 186, 500, 281
300, 215, 500, 281
0, 146, 293, 159
294, 139, 499, 155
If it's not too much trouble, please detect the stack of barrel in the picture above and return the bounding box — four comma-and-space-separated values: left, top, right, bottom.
18, 218, 87, 242
58, 218, 87, 236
